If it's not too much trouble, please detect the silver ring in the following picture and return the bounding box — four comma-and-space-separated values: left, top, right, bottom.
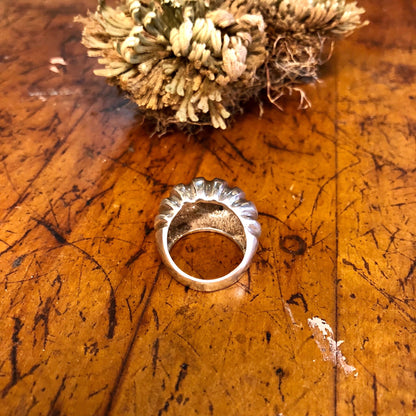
155, 177, 261, 292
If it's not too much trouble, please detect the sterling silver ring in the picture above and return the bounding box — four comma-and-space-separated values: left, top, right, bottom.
155, 177, 261, 292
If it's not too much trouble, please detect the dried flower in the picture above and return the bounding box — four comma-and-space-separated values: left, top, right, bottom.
258, 0, 368, 108
76, 0, 367, 131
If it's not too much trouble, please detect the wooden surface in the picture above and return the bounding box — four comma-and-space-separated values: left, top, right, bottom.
0, 1, 415, 415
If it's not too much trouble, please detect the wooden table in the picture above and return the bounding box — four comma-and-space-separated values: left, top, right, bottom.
1, 1, 415, 415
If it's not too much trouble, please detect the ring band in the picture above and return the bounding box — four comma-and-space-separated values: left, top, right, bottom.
155, 177, 261, 292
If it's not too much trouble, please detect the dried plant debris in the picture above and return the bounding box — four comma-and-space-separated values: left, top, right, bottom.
76, 0, 367, 131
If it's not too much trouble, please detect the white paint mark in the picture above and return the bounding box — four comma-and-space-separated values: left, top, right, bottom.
28, 88, 78, 100
49, 65, 60, 74
49, 57, 67, 66
284, 303, 302, 328
49, 57, 67, 74
308, 316, 357, 376
284, 303, 296, 323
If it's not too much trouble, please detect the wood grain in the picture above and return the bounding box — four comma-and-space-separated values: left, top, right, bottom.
0, 1, 415, 415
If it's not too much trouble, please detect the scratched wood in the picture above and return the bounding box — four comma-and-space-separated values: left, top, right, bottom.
0, 1, 415, 415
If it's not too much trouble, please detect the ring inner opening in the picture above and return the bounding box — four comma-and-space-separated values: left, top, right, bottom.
170, 232, 244, 280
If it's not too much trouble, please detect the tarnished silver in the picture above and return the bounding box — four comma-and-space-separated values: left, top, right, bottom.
155, 177, 261, 292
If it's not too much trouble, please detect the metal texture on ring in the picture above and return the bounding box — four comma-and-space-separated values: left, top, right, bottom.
155, 177, 261, 292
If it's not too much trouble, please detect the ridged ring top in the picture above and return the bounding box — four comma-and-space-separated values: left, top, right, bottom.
155, 177, 261, 239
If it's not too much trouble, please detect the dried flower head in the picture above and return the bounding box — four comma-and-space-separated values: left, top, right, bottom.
76, 0, 367, 131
